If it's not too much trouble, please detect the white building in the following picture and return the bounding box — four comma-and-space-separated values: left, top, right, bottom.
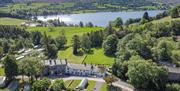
42, 59, 106, 78
65, 63, 106, 77
0, 76, 6, 88
76, 78, 88, 90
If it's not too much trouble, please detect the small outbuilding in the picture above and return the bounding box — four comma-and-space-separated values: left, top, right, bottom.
0, 76, 6, 88
76, 78, 88, 90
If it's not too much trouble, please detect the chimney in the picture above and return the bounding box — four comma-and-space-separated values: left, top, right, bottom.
65, 58, 67, 65
50, 60, 52, 65
54, 60, 56, 65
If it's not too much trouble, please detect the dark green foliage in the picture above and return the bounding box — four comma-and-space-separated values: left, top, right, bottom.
104, 24, 115, 38
166, 83, 180, 91
125, 18, 141, 25
171, 20, 180, 35
72, 35, 81, 55
32, 78, 51, 91
143, 12, 149, 20
51, 79, 65, 91
79, 21, 84, 27
152, 40, 173, 62
113, 17, 123, 27
18, 57, 43, 83
127, 60, 168, 90
55, 31, 67, 49
103, 34, 118, 56
46, 44, 58, 59
89, 30, 104, 47
81, 34, 92, 53
171, 7, 179, 18
112, 62, 128, 80
0, 25, 30, 39
32, 31, 42, 46
3, 55, 18, 81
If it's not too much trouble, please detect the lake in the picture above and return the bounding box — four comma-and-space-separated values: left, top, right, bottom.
37, 10, 164, 27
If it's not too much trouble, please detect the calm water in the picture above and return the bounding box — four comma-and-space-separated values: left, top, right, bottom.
37, 10, 164, 27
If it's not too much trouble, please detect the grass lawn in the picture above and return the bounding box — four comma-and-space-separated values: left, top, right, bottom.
64, 80, 73, 88
0, 67, 4, 76
67, 80, 81, 89
0, 17, 26, 25
27, 27, 102, 45
87, 81, 96, 91
84, 48, 114, 66
58, 47, 86, 64
0, 89, 10, 91
100, 83, 108, 91
58, 47, 115, 65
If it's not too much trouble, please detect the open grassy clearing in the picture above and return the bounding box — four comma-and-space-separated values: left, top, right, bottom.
0, 67, 5, 76
65, 80, 81, 89
87, 81, 96, 91
100, 83, 108, 91
58, 47, 114, 65
58, 47, 86, 64
27, 27, 102, 45
0, 17, 26, 25
84, 48, 114, 65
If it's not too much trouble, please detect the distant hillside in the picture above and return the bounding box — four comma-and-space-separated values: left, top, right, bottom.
12, 0, 95, 3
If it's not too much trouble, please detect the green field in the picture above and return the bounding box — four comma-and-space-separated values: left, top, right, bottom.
27, 27, 103, 45
58, 47, 86, 64
0, 17, 26, 25
28, 26, 114, 65
87, 81, 96, 91
100, 83, 108, 91
65, 80, 81, 89
58, 47, 114, 65
0, 67, 4, 76
65, 80, 99, 90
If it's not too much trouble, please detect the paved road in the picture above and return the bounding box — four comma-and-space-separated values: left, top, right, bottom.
112, 80, 134, 91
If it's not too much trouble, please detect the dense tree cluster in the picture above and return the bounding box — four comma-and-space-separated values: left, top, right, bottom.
112, 17, 180, 90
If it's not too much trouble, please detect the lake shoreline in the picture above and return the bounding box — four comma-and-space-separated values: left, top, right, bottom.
37, 10, 165, 27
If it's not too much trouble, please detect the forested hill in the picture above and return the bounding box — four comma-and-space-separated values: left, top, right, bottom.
1, 0, 179, 5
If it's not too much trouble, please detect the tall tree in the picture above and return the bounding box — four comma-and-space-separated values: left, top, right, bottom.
32, 78, 51, 91
81, 34, 92, 53
103, 34, 118, 56
3, 55, 18, 81
55, 30, 67, 49
127, 60, 168, 90
32, 31, 42, 46
171, 7, 179, 18
46, 44, 58, 59
18, 57, 43, 83
51, 79, 65, 91
2, 41, 10, 54
79, 21, 84, 27
114, 17, 123, 27
72, 35, 81, 55
143, 12, 149, 20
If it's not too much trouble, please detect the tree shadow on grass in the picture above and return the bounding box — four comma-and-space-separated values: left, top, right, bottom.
59, 46, 69, 51
74, 50, 84, 56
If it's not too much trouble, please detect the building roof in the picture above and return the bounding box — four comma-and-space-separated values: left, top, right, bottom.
43, 59, 67, 66
76, 78, 88, 89
16, 56, 25, 60
67, 63, 106, 73
0, 76, 6, 85
167, 67, 180, 74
